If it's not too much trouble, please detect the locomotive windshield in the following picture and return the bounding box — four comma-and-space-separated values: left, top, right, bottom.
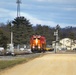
34, 38, 36, 40
33, 38, 40, 40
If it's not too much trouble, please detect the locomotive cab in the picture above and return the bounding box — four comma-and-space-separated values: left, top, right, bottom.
30, 35, 46, 53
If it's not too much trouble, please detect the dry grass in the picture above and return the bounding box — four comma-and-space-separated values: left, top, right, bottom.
0, 58, 27, 71
0, 53, 43, 71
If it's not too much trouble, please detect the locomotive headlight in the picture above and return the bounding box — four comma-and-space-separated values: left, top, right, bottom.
33, 46, 35, 49
38, 46, 40, 49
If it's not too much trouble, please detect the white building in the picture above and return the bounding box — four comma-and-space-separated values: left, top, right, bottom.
60, 38, 76, 50
52, 38, 76, 50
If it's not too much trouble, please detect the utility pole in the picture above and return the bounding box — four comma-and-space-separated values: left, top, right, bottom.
11, 32, 13, 45
11, 32, 14, 52
54, 30, 58, 53
16, 0, 21, 17
54, 25, 59, 53
10, 24, 14, 55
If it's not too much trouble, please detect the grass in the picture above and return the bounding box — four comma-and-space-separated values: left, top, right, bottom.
0, 58, 27, 71
0, 53, 44, 71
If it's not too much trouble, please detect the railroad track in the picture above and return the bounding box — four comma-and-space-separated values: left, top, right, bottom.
0, 52, 45, 60
0, 50, 76, 60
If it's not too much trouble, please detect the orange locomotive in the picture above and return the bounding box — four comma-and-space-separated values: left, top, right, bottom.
30, 35, 46, 53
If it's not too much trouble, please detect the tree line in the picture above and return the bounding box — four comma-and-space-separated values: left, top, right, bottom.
0, 16, 76, 49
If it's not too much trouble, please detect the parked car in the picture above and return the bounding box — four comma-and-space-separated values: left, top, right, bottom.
0, 47, 5, 55
20, 48, 25, 51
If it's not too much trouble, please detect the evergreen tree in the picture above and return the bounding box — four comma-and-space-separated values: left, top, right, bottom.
12, 16, 34, 45
0, 29, 8, 49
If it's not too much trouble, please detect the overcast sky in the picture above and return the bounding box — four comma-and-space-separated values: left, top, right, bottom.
0, 0, 76, 27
